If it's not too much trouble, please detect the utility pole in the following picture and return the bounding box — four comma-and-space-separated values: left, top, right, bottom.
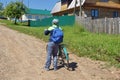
22, 0, 23, 4
5, 0, 7, 7
74, 0, 77, 15
28, 0, 29, 8
20, 0, 24, 23
79, 0, 82, 17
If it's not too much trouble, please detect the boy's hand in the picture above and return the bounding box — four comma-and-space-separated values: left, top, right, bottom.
44, 29, 47, 31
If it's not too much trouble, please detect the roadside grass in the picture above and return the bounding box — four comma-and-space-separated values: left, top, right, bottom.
0, 20, 120, 68
63, 25, 120, 66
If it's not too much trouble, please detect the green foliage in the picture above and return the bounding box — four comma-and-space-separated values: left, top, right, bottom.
1, 20, 120, 68
4, 1, 27, 24
0, 2, 4, 16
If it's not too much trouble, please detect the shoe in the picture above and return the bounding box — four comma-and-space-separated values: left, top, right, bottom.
44, 68, 49, 71
54, 68, 57, 71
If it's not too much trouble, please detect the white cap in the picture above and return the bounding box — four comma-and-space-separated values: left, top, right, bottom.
52, 19, 59, 25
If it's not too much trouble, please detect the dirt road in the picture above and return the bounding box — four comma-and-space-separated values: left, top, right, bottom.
0, 25, 120, 80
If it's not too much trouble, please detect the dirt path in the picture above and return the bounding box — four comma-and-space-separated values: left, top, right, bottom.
0, 25, 120, 80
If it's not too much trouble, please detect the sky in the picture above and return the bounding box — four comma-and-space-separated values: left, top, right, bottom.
0, 0, 59, 11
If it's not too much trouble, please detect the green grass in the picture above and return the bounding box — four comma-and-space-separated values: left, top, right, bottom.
0, 20, 120, 68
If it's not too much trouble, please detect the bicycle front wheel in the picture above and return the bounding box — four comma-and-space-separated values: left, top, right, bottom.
62, 46, 69, 70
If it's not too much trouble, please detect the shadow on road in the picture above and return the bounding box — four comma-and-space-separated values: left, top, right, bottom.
57, 62, 78, 71
68, 62, 78, 71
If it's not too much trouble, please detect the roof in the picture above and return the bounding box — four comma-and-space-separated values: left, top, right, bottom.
51, 0, 120, 15
68, 0, 86, 9
51, 0, 86, 14
26, 8, 51, 15
51, 1, 61, 14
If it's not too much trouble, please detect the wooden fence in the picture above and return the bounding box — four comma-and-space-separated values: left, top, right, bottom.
76, 17, 120, 34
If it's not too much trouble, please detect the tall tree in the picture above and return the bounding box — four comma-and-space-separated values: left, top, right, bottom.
0, 2, 3, 10
4, 1, 27, 24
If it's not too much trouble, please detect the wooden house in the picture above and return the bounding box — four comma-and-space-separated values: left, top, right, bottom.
51, 0, 120, 18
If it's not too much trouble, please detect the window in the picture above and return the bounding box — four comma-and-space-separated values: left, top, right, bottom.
28, 15, 32, 19
35, 15, 39, 20
113, 11, 119, 18
91, 9, 99, 18
100, 0, 109, 2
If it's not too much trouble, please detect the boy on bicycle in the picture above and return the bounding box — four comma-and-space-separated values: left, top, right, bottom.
44, 19, 63, 71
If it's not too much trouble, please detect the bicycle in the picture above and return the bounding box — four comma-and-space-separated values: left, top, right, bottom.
57, 44, 69, 70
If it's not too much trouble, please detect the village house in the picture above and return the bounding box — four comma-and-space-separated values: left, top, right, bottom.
51, 0, 120, 18
22, 8, 51, 21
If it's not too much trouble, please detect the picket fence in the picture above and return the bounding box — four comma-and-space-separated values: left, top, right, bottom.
76, 17, 120, 34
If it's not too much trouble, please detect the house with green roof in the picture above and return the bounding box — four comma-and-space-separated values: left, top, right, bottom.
22, 8, 51, 21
